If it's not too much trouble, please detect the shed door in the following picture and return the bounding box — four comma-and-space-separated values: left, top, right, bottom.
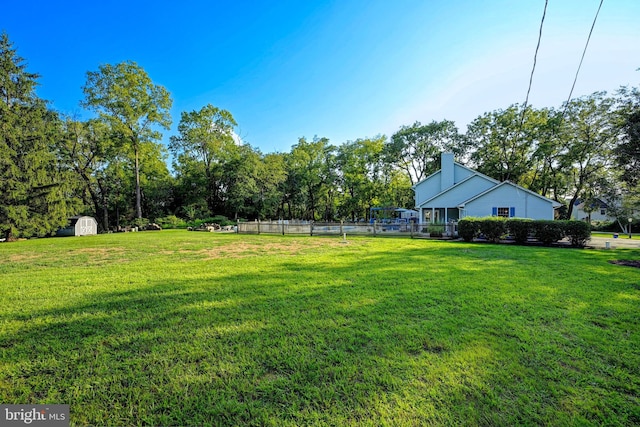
79, 218, 91, 235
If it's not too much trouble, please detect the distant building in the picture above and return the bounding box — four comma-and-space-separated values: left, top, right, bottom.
571, 198, 613, 222
572, 198, 640, 223
56, 216, 98, 236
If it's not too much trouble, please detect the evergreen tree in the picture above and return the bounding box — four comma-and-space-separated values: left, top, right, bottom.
0, 32, 76, 240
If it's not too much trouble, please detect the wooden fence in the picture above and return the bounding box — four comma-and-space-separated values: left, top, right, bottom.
237, 221, 459, 238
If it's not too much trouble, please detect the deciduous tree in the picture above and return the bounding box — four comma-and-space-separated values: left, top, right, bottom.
614, 85, 640, 190
387, 120, 464, 185
467, 105, 537, 185
557, 93, 617, 219
82, 61, 172, 219
336, 136, 386, 221
169, 104, 237, 216
284, 137, 336, 220
58, 118, 114, 231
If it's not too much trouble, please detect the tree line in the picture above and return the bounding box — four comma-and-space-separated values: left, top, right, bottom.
1, 32, 638, 239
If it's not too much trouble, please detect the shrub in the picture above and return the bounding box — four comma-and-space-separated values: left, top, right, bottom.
506, 218, 533, 245
155, 215, 188, 229
458, 217, 591, 248
478, 217, 508, 243
562, 220, 591, 248
132, 217, 149, 229
532, 220, 565, 246
427, 224, 444, 237
458, 218, 479, 242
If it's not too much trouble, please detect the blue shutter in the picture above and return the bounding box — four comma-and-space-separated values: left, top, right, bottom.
510, 207, 516, 217
492, 207, 497, 216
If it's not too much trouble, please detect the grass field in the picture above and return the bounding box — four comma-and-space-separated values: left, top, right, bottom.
1, 231, 639, 426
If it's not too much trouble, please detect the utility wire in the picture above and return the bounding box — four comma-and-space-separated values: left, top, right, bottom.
507, 0, 548, 182
562, 0, 604, 114
522, 0, 548, 112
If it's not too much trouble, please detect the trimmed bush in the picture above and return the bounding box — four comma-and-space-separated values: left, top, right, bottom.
458, 218, 479, 242
458, 217, 591, 247
531, 220, 565, 246
478, 217, 508, 243
562, 220, 591, 248
506, 218, 533, 245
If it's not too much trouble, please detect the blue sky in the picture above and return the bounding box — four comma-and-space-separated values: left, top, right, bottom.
3, 0, 639, 154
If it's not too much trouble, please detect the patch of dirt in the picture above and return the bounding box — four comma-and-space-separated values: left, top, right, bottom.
609, 260, 640, 268
67, 247, 129, 265
7, 253, 41, 262
173, 239, 346, 260
68, 247, 126, 256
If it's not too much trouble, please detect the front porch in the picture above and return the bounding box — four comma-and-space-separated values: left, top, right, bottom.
419, 207, 462, 224
417, 207, 460, 237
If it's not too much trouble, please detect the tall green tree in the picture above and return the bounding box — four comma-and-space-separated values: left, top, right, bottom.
254, 153, 287, 219
614, 85, 640, 190
521, 108, 569, 200
378, 169, 414, 210
336, 136, 386, 221
558, 92, 618, 219
136, 140, 174, 221
467, 105, 538, 185
82, 61, 172, 219
284, 137, 336, 220
221, 143, 261, 220
387, 120, 464, 185
0, 32, 77, 240
58, 118, 114, 231
169, 104, 237, 216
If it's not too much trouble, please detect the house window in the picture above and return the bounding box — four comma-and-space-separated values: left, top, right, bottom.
600, 209, 606, 215
492, 207, 515, 217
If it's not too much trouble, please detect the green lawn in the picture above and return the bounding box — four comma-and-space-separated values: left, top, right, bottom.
1, 231, 639, 426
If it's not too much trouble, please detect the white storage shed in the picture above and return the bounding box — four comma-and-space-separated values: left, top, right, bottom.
57, 216, 98, 236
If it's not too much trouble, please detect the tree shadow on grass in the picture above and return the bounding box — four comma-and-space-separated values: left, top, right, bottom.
0, 267, 508, 425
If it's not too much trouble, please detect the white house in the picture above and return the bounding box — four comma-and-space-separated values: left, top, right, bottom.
571, 198, 613, 222
413, 153, 561, 224
572, 198, 640, 223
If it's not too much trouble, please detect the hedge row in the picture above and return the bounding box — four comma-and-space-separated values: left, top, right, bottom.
458, 217, 591, 247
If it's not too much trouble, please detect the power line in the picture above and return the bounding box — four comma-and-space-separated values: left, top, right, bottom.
523, 0, 548, 111
563, 0, 604, 110
507, 0, 548, 182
